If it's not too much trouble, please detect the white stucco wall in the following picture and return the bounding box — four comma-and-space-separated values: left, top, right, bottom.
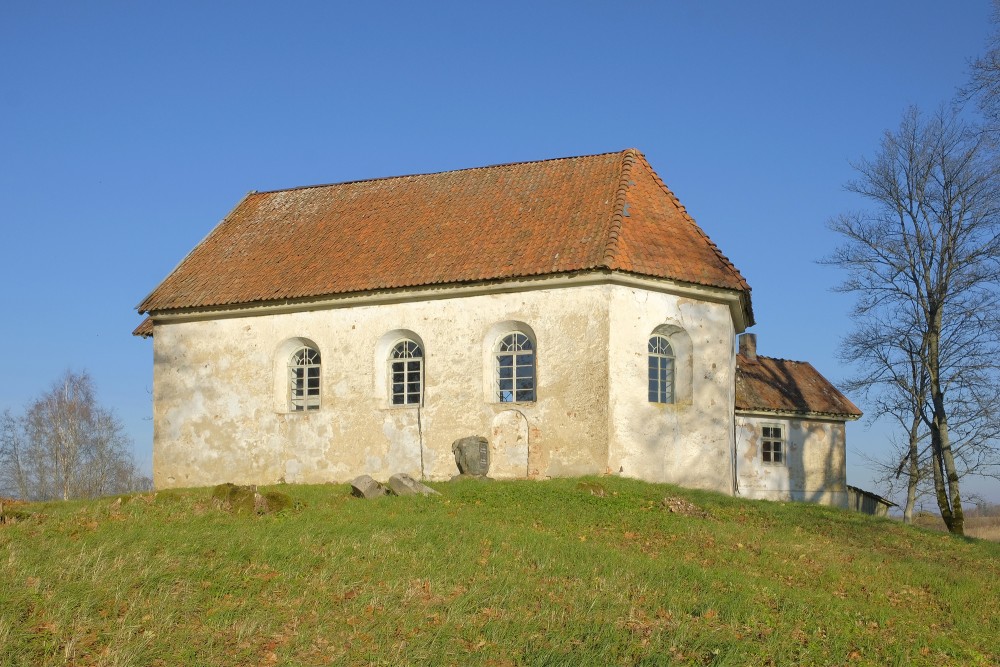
606, 285, 737, 493
152, 283, 614, 488
734, 414, 848, 507
150, 277, 745, 491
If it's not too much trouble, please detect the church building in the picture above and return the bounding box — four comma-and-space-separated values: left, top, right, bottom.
135, 149, 860, 505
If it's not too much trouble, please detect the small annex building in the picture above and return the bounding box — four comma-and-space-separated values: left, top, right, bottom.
135, 149, 861, 505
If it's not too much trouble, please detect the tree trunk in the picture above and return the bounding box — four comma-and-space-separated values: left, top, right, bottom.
903, 414, 921, 524
928, 324, 964, 535
937, 413, 965, 535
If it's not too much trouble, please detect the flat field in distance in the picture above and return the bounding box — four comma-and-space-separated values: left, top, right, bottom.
911, 506, 1000, 542
2, 477, 998, 666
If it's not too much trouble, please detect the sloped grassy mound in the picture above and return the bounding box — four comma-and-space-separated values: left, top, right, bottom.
1, 477, 998, 666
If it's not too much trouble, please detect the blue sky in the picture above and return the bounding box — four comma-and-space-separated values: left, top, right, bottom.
1, 1, 997, 505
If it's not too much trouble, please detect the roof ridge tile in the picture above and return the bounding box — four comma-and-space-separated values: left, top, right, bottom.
602, 148, 639, 266
738, 353, 809, 365
252, 149, 633, 196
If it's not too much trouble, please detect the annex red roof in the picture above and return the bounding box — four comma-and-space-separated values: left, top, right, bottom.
137, 149, 751, 317
736, 354, 862, 419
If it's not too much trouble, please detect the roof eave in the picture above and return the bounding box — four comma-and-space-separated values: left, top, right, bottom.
736, 407, 862, 421
138, 269, 751, 330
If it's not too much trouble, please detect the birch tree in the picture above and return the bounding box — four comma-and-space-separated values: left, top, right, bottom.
827, 107, 1000, 535
0, 371, 149, 500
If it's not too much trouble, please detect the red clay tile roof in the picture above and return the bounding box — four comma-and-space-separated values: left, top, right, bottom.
136, 149, 751, 317
132, 317, 153, 338
736, 354, 862, 419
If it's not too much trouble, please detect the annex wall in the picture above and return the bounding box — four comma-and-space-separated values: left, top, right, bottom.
734, 414, 848, 507
151, 283, 613, 488
605, 284, 737, 493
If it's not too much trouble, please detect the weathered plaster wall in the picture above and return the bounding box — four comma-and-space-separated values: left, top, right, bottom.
734, 415, 848, 507
152, 284, 613, 488
606, 285, 737, 493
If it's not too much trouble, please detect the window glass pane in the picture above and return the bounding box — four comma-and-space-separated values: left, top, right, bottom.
407, 360, 420, 373
290, 347, 321, 409
497, 333, 535, 402
648, 337, 675, 404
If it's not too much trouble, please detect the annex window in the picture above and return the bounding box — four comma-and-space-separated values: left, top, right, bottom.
389, 339, 423, 406
761, 425, 785, 465
289, 346, 321, 411
648, 335, 675, 403
496, 332, 535, 403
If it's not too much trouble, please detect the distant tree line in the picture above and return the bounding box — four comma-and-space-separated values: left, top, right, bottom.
0, 370, 150, 501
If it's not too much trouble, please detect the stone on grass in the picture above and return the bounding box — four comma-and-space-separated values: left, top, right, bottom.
576, 481, 607, 497
350, 475, 387, 499
211, 482, 291, 515
450, 473, 495, 482
387, 473, 440, 496
452, 435, 490, 476
260, 491, 292, 513
660, 496, 709, 518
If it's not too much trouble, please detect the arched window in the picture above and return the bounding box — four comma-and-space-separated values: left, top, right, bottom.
496, 332, 535, 403
648, 335, 675, 404
389, 339, 423, 405
289, 346, 321, 411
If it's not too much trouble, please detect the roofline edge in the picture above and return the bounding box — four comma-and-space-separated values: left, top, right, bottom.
141, 269, 751, 331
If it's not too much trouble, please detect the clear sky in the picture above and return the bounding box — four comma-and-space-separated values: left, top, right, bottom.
2, 1, 997, 505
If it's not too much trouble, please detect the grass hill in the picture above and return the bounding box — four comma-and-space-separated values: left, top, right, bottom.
2, 477, 998, 666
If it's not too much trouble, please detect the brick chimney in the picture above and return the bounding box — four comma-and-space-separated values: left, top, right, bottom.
739, 333, 757, 361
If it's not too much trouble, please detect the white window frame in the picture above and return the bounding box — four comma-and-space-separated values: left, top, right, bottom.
289, 346, 321, 411
648, 334, 675, 404
761, 424, 786, 465
388, 339, 423, 406
495, 332, 535, 403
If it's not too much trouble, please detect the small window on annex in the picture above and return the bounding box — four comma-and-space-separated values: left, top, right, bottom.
648, 335, 675, 403
389, 339, 423, 406
289, 346, 321, 411
761, 425, 785, 464
496, 332, 535, 403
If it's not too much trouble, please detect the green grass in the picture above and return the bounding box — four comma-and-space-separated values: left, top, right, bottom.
2, 477, 999, 666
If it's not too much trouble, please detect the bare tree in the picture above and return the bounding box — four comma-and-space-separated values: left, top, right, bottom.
827, 107, 1000, 535
0, 371, 150, 501
841, 319, 930, 523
